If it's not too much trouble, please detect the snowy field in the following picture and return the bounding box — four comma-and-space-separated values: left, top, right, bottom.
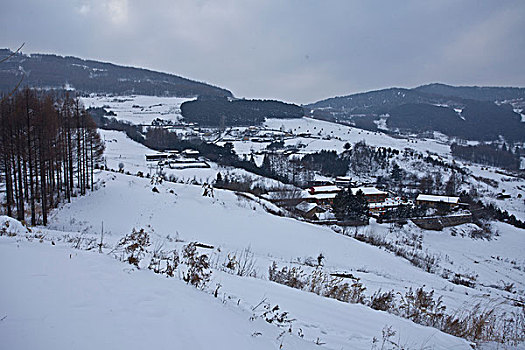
264, 117, 453, 158
0, 237, 320, 350
81, 95, 194, 125
101, 129, 285, 189
99, 130, 525, 299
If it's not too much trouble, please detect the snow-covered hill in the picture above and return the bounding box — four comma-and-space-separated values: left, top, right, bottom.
2, 95, 523, 349
2, 163, 523, 348
0, 237, 319, 350
82, 95, 194, 125
1, 172, 477, 350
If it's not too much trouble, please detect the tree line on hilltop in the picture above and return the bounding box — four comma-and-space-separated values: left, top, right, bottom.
0, 49, 232, 98
180, 96, 304, 127
451, 143, 521, 170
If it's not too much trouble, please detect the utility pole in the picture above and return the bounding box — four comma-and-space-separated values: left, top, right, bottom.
98, 221, 104, 253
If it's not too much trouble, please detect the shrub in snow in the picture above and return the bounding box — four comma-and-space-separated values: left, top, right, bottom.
223, 247, 257, 277
150, 174, 163, 185
70, 235, 98, 251
369, 290, 396, 312
251, 301, 294, 329
268, 262, 306, 289
450, 272, 477, 288
323, 277, 366, 304
397, 287, 446, 327
148, 248, 179, 277
322, 279, 353, 303
371, 325, 400, 350
306, 268, 328, 295
0, 216, 28, 236
269, 262, 366, 304
267, 263, 523, 345
201, 183, 214, 197
182, 242, 211, 288
113, 228, 151, 268
250, 299, 296, 345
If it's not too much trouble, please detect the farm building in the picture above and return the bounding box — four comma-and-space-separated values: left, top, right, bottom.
416, 194, 459, 209
350, 187, 388, 203
306, 185, 341, 205
368, 197, 410, 215
304, 185, 388, 206
295, 201, 325, 220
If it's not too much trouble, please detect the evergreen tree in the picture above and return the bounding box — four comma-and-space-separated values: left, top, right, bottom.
332, 188, 368, 222
391, 162, 402, 182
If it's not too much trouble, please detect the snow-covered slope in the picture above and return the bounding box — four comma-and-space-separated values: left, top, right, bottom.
263, 118, 525, 221
264, 117, 452, 157
82, 95, 194, 125
2, 109, 523, 349
101, 129, 285, 189
0, 238, 319, 350
5, 165, 524, 348
95, 129, 525, 303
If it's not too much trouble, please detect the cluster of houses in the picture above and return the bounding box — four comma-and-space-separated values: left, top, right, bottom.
293, 176, 461, 222
145, 149, 210, 169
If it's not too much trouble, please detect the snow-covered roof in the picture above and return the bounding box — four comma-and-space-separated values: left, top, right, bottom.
182, 149, 199, 155
335, 176, 352, 181
145, 152, 170, 156
416, 194, 459, 204
351, 187, 387, 196
306, 192, 338, 200
295, 201, 320, 213
369, 197, 409, 209
309, 185, 341, 194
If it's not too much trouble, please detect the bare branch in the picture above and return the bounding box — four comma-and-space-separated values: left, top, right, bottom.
0, 42, 25, 63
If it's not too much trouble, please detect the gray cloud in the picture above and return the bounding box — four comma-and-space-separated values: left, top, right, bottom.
1, 0, 524, 103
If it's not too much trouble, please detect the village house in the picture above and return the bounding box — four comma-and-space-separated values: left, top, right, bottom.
294, 201, 325, 220
182, 149, 200, 158
306, 185, 341, 205
335, 176, 354, 187
368, 197, 409, 215
350, 187, 388, 203
305, 185, 389, 206
308, 185, 341, 195
416, 194, 460, 209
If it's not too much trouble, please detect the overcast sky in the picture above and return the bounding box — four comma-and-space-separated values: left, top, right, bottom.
1, 0, 524, 104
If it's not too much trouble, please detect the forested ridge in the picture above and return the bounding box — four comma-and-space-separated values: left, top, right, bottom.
0, 89, 104, 225
0, 49, 232, 98
307, 84, 525, 142
451, 143, 521, 170
180, 96, 304, 127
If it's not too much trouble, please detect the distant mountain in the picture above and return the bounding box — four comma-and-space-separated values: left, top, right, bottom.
414, 83, 525, 102
0, 49, 232, 98
307, 84, 525, 142
307, 88, 455, 115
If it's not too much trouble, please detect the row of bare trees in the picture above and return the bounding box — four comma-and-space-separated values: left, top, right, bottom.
0, 88, 104, 225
